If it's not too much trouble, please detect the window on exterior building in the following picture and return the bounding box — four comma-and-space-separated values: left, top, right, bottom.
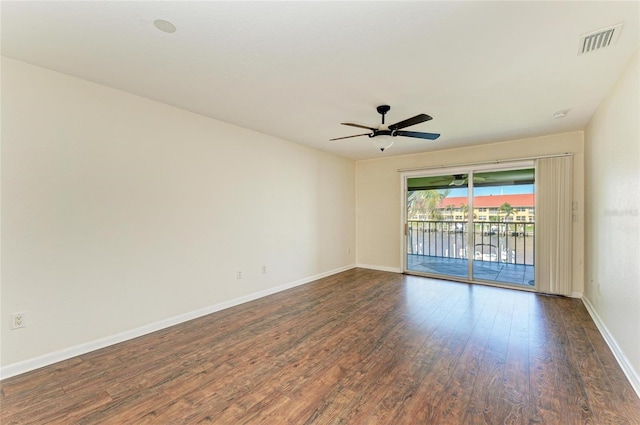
517, 216, 526, 221
479, 215, 487, 220
478, 208, 487, 212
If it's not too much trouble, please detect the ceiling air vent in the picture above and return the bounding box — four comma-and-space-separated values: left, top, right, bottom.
578, 23, 623, 55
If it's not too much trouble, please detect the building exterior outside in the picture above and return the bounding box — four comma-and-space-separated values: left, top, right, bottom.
435, 194, 535, 223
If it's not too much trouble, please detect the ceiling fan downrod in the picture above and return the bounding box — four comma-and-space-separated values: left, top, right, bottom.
376, 104, 391, 125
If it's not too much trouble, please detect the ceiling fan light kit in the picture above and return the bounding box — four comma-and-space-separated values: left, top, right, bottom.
371, 135, 394, 152
330, 105, 440, 152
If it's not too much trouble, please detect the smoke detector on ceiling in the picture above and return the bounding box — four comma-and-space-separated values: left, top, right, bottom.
578, 23, 623, 56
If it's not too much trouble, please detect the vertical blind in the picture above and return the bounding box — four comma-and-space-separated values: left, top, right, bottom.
535, 156, 573, 296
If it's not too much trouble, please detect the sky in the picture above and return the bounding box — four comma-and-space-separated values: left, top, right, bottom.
448, 184, 534, 197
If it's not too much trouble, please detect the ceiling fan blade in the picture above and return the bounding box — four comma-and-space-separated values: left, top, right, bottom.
341, 122, 377, 131
329, 133, 371, 141
388, 114, 432, 130
395, 130, 440, 140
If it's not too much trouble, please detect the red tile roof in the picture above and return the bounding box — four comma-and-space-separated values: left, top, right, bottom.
439, 194, 534, 208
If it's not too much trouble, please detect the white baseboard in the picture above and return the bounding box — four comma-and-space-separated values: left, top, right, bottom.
570, 291, 583, 299
356, 263, 403, 273
0, 264, 356, 380
581, 296, 640, 399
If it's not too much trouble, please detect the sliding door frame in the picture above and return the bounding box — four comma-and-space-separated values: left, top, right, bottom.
401, 160, 535, 290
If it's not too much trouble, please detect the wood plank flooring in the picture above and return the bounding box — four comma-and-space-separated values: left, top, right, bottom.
1, 268, 639, 424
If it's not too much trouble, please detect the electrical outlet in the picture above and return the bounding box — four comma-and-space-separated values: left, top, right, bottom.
11, 312, 26, 330
236, 271, 242, 280
261, 265, 267, 274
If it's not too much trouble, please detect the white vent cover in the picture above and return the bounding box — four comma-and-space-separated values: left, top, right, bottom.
578, 23, 623, 55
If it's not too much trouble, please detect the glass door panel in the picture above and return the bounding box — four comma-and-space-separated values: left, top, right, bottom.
471, 169, 535, 286
406, 174, 469, 279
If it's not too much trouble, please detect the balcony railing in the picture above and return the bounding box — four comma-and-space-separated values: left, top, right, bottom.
407, 220, 534, 266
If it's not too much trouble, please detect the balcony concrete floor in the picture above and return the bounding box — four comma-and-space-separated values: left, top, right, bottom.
407, 254, 535, 286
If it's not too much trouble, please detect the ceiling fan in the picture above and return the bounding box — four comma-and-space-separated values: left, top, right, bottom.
450, 174, 466, 186
449, 174, 488, 186
330, 105, 440, 151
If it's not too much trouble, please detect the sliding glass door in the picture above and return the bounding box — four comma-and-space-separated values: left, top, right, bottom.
471, 170, 535, 286
406, 174, 469, 279
404, 163, 535, 288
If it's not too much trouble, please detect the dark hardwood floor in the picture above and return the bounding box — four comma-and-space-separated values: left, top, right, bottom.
1, 268, 639, 424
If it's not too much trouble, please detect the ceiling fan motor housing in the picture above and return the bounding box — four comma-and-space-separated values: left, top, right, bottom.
368, 130, 394, 138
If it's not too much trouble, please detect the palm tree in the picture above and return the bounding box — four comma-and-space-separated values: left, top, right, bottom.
445, 204, 455, 221
459, 203, 477, 221
407, 190, 448, 252
499, 202, 514, 222
460, 203, 468, 220
407, 189, 450, 220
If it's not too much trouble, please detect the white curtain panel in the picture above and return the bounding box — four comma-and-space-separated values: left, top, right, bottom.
535, 156, 573, 296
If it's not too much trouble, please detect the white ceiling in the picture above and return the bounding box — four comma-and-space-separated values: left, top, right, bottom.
2, 1, 639, 160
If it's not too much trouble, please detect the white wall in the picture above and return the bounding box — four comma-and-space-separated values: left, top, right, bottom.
584, 49, 640, 387
356, 131, 585, 294
0, 57, 356, 372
